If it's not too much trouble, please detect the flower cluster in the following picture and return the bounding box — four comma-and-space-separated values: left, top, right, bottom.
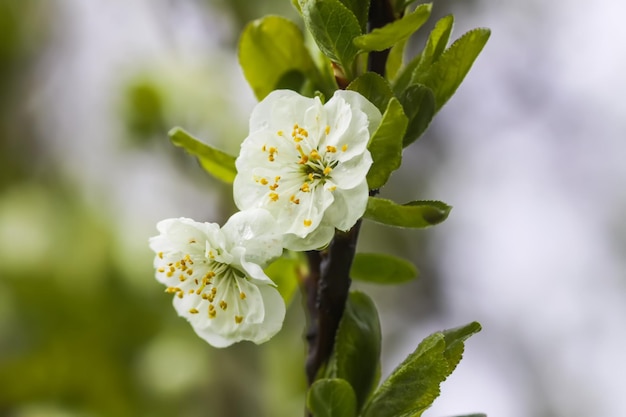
150, 90, 381, 347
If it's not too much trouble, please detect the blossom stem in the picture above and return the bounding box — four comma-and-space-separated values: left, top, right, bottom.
303, 1, 396, 395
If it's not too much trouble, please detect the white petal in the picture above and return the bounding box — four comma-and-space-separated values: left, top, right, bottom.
330, 152, 373, 190
323, 180, 369, 231
282, 223, 336, 251
222, 209, 283, 264
332, 90, 382, 137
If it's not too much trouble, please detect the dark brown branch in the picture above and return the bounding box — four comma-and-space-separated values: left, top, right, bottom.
368, 0, 397, 77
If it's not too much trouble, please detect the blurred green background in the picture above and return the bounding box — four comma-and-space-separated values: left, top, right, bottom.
2, 1, 626, 417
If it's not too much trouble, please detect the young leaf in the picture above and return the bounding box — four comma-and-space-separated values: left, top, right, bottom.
327, 291, 381, 411
307, 378, 358, 417
366, 98, 407, 189
300, 0, 362, 80
399, 83, 436, 147
353, 3, 431, 52
351, 253, 418, 284
413, 14, 454, 74
168, 127, 236, 183
347, 72, 393, 112
264, 257, 301, 305
413, 28, 491, 111
364, 197, 451, 228
239, 16, 315, 100
385, 37, 408, 82
361, 322, 482, 417
337, 0, 370, 32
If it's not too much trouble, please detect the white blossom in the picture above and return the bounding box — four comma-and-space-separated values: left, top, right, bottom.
233, 90, 382, 250
149, 210, 285, 347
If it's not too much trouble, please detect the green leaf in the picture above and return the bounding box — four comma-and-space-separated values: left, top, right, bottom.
307, 378, 357, 417
366, 98, 407, 189
414, 14, 454, 74
338, 0, 370, 32
168, 127, 236, 183
394, 0, 420, 14
263, 257, 301, 305
353, 3, 431, 52
351, 253, 417, 284
399, 83, 435, 146
385, 37, 408, 82
413, 28, 491, 111
328, 291, 381, 411
347, 72, 393, 113
300, 0, 362, 80
239, 15, 316, 100
362, 322, 482, 417
364, 197, 451, 228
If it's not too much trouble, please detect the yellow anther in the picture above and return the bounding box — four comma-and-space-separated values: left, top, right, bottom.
269, 192, 279, 201
181, 264, 187, 272
269, 147, 277, 154
158, 252, 163, 259
290, 195, 300, 205
165, 287, 177, 293
262, 144, 266, 152
298, 155, 308, 164
211, 287, 217, 294
323, 166, 332, 175
201, 293, 208, 299
189, 308, 199, 314
208, 293, 215, 302
275, 176, 281, 182
304, 219, 312, 227
177, 292, 183, 299
260, 178, 268, 185
300, 183, 310, 193
157, 267, 165, 273
269, 154, 275, 162
179, 275, 186, 282
235, 315, 244, 324
342, 144, 348, 152
277, 130, 283, 136
188, 238, 196, 244
308, 173, 315, 181
328, 185, 337, 191
209, 304, 215, 311
209, 309, 216, 318
166, 271, 174, 278
188, 289, 194, 294
293, 123, 299, 129
269, 183, 278, 190
219, 300, 228, 310
240, 292, 246, 300
310, 149, 321, 160
325, 125, 330, 135
186, 269, 193, 275
208, 250, 215, 259
175, 261, 181, 268
326, 145, 337, 153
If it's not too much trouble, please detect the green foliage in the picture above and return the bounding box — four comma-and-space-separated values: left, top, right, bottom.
353, 4, 431, 52
351, 253, 417, 284
398, 83, 436, 146
412, 28, 491, 111
361, 322, 482, 417
366, 98, 408, 189
264, 256, 301, 305
413, 14, 455, 75
168, 127, 237, 183
337, 0, 370, 32
326, 292, 381, 410
364, 197, 451, 228
239, 15, 316, 100
299, 0, 362, 80
385, 38, 408, 82
347, 72, 393, 112
307, 378, 358, 417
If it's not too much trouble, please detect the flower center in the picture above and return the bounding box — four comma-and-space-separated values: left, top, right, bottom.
256, 123, 348, 227
158, 250, 248, 325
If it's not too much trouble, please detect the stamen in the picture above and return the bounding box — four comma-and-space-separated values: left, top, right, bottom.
326, 145, 337, 153
235, 315, 244, 324
260, 178, 268, 185
240, 292, 246, 300
304, 219, 312, 227
342, 144, 348, 152
158, 252, 163, 259
325, 125, 330, 135
269, 192, 279, 201
290, 195, 300, 204
219, 300, 228, 310
300, 183, 310, 192
189, 308, 199, 314
277, 130, 283, 136
323, 166, 332, 175
157, 267, 165, 273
